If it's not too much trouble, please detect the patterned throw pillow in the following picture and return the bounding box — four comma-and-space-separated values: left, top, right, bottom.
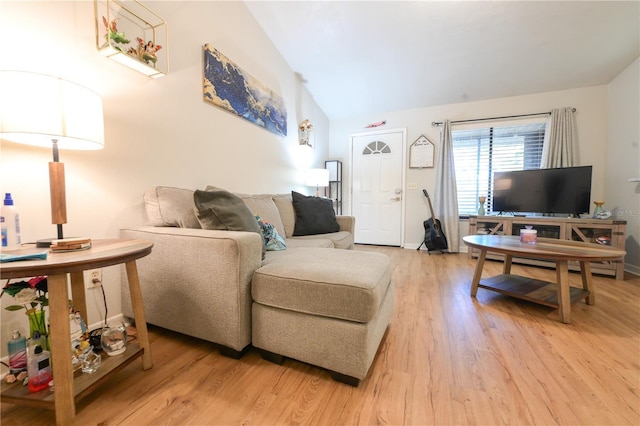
255, 215, 287, 251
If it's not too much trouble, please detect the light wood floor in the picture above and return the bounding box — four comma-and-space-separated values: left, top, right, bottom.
2, 246, 639, 425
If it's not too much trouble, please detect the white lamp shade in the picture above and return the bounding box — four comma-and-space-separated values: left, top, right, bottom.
0, 71, 104, 150
306, 168, 330, 187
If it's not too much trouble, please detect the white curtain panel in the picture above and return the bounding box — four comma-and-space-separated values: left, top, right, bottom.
542, 107, 576, 168
435, 120, 460, 253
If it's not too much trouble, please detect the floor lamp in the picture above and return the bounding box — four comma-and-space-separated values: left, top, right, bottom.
0, 71, 104, 246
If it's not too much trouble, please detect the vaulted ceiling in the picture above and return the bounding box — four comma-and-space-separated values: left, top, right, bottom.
246, 1, 640, 120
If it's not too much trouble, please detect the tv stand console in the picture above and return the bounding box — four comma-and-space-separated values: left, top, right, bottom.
468, 215, 626, 279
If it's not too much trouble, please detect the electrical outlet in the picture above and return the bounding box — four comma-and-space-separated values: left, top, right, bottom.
407, 182, 418, 190
85, 269, 102, 288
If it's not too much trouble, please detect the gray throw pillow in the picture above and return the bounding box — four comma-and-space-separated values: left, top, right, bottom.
194, 188, 265, 258
291, 191, 340, 236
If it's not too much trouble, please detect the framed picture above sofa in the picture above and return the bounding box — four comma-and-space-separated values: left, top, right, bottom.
202, 43, 287, 137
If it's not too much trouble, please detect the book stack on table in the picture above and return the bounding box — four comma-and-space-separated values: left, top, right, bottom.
50, 238, 92, 252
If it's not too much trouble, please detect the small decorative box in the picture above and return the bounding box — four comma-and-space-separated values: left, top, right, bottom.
520, 228, 537, 244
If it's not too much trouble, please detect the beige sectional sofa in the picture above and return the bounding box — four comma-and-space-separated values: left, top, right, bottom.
121, 186, 355, 356
121, 186, 393, 385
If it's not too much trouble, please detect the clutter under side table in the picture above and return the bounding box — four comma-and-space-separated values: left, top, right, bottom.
0, 239, 154, 425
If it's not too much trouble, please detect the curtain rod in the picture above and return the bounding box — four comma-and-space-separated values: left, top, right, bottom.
431, 108, 576, 127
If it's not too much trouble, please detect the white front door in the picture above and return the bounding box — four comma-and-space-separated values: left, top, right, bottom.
351, 129, 405, 246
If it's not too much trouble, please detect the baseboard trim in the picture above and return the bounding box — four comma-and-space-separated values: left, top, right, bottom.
624, 263, 640, 277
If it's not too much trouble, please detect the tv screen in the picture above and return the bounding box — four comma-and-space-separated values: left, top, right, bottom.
492, 166, 592, 216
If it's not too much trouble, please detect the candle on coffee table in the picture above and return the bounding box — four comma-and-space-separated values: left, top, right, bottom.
520, 228, 537, 243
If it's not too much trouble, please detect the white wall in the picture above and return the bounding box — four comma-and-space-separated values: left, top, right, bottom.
0, 1, 328, 345
607, 58, 640, 274
330, 84, 638, 262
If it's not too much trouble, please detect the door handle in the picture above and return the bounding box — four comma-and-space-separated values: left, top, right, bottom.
391, 188, 402, 200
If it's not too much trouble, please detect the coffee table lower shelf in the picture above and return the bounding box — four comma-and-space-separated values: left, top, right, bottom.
478, 274, 589, 308
0, 343, 143, 410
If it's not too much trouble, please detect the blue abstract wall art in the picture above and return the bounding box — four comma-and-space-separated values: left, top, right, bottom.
203, 43, 287, 137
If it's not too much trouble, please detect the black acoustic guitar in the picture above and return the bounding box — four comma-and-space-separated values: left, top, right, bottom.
417, 189, 448, 253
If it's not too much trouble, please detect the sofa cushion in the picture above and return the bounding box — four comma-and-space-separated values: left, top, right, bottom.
194, 188, 265, 258
144, 186, 201, 229
236, 194, 287, 238
291, 191, 340, 236
281, 238, 333, 249
273, 194, 296, 237
252, 248, 392, 323
288, 231, 353, 250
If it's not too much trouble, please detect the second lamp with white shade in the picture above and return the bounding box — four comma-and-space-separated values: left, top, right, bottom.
306, 168, 329, 197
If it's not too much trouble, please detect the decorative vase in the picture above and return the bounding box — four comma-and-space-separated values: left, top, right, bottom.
101, 323, 127, 356
27, 310, 49, 350
593, 201, 604, 218
478, 196, 486, 216
27, 310, 47, 339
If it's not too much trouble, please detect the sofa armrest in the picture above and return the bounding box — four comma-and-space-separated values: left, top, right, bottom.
120, 226, 262, 352
336, 215, 355, 234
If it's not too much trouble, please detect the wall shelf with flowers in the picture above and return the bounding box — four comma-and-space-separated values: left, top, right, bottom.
94, 0, 169, 78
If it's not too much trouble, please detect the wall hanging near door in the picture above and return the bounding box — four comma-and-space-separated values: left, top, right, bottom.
203, 44, 287, 137
409, 134, 434, 168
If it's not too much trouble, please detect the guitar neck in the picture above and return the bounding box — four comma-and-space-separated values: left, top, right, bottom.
426, 196, 437, 221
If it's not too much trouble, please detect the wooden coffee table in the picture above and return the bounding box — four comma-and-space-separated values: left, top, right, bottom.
462, 235, 626, 323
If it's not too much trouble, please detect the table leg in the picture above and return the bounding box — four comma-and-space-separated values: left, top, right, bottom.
48, 273, 75, 425
470, 249, 487, 297
69, 270, 88, 324
503, 254, 513, 274
580, 260, 595, 305
125, 260, 153, 370
556, 260, 571, 324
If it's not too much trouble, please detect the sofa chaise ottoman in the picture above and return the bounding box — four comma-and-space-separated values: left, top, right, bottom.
252, 247, 394, 386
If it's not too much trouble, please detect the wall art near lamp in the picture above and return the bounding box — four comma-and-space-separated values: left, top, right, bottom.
203, 43, 287, 137
299, 119, 314, 147
94, 0, 168, 78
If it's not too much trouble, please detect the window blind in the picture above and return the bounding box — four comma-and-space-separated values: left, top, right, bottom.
452, 122, 546, 216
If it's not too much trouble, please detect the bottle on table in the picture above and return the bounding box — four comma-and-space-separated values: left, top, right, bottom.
8, 330, 27, 375
1, 193, 21, 251
27, 332, 52, 393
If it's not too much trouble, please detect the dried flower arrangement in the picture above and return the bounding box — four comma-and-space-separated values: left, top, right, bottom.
102, 17, 162, 68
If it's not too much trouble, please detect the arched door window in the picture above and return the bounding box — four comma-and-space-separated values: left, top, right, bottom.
363, 141, 391, 155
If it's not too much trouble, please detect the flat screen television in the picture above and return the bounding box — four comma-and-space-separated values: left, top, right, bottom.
492, 166, 592, 216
